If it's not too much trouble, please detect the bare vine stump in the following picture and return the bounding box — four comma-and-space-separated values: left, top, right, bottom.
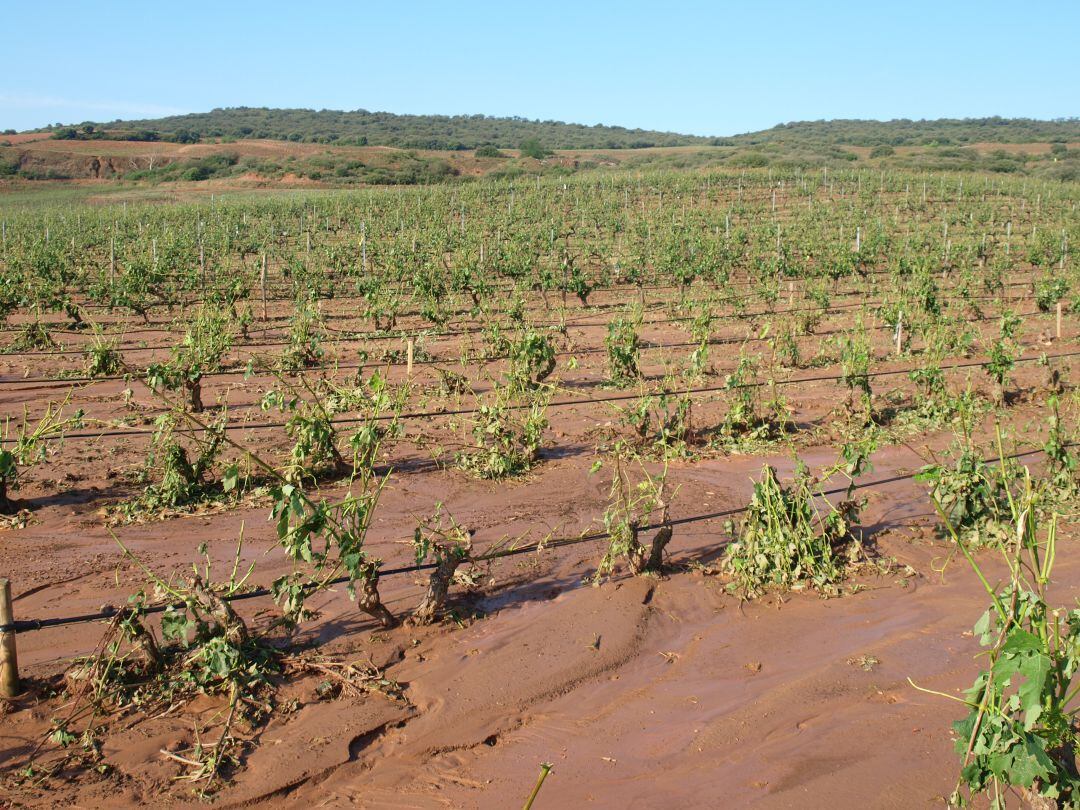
122, 610, 164, 672
188, 378, 204, 413
0, 481, 15, 516
646, 524, 673, 571
536, 354, 556, 385
627, 519, 673, 575
995, 381, 1007, 407
191, 576, 250, 646
1046, 366, 1063, 395
356, 574, 396, 628
411, 554, 466, 626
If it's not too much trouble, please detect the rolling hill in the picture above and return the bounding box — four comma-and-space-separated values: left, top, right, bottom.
35, 107, 710, 150
2, 111, 1078, 188
26, 108, 1080, 152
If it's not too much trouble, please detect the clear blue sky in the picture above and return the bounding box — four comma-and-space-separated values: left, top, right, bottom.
2, 0, 1076, 135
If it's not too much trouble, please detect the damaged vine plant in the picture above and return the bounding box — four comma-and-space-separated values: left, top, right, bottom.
244, 371, 406, 630
260, 367, 405, 484
0, 394, 83, 516
119, 404, 239, 519
32, 533, 276, 798
30, 386, 413, 796
33, 526, 407, 799
721, 436, 881, 599
615, 383, 696, 460
456, 380, 550, 479
715, 352, 791, 450
409, 503, 477, 625
592, 452, 676, 578
125, 371, 408, 624
145, 305, 235, 413
918, 418, 1077, 553
913, 466, 1080, 809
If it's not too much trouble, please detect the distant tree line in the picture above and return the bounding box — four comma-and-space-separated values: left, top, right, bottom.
47, 107, 709, 150
716, 117, 1080, 147
35, 111, 1080, 154
51, 124, 201, 144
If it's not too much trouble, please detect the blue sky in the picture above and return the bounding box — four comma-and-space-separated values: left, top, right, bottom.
2, 0, 1076, 135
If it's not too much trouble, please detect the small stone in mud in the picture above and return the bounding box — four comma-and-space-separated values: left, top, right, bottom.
745, 661, 762, 674
847, 654, 880, 672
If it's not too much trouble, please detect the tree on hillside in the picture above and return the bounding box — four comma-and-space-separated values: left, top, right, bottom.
519, 138, 552, 159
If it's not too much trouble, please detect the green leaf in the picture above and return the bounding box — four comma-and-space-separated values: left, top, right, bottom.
993, 629, 1052, 730
222, 463, 240, 493
160, 607, 194, 644
1001, 629, 1043, 654
973, 609, 993, 646
1008, 735, 1054, 788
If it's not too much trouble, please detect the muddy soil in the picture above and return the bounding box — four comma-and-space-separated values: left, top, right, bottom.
0, 291, 1076, 808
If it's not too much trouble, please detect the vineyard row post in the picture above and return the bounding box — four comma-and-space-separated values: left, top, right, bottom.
0, 579, 18, 698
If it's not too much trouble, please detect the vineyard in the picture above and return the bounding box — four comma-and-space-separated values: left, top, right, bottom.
0, 165, 1077, 807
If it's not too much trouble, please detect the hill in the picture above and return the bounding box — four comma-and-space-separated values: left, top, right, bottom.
3, 113, 1078, 189
25, 109, 1080, 154
723, 117, 1080, 147
40, 107, 710, 150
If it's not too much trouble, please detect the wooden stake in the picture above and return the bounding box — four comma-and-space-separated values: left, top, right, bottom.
0, 578, 19, 698
361, 221, 367, 273
406, 338, 415, 377
895, 312, 903, 356
260, 254, 268, 321
1057, 302, 1063, 341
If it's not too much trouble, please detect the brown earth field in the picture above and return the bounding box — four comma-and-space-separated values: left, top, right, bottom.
0, 134, 53, 146
0, 282, 1077, 808
4, 137, 1076, 197
0, 136, 648, 189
